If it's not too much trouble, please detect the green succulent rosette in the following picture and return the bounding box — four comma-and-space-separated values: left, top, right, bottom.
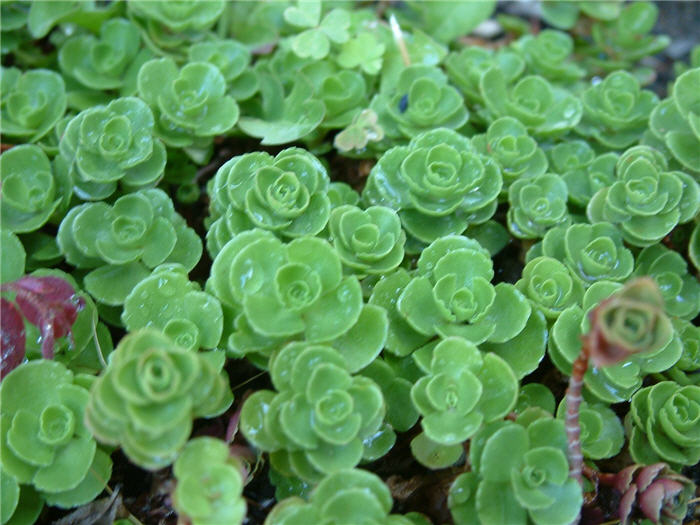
549, 141, 618, 208
58, 18, 151, 93
549, 282, 681, 403
411, 337, 518, 445
128, 0, 224, 33
363, 128, 502, 245
587, 146, 700, 246
480, 68, 582, 138
85, 329, 233, 470
634, 245, 700, 320
515, 256, 583, 321
58, 96, 166, 199
240, 343, 386, 482
188, 39, 258, 101
0, 361, 111, 508
512, 30, 584, 83
628, 381, 700, 468
327, 205, 405, 276
370, 65, 468, 142
122, 264, 223, 351
57, 188, 202, 305
208, 229, 363, 345
444, 46, 524, 109
449, 416, 582, 525
264, 469, 413, 525
0, 67, 66, 143
650, 68, 700, 174
507, 173, 570, 239
0, 145, 71, 234
589, 2, 669, 71
661, 319, 700, 387
206, 148, 330, 257
137, 58, 238, 148
388, 235, 531, 346
172, 437, 247, 525
576, 71, 658, 150
471, 117, 548, 192
555, 399, 624, 460
361, 357, 420, 433
300, 61, 367, 129
531, 222, 635, 287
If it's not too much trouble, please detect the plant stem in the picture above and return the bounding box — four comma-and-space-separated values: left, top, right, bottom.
566, 339, 589, 487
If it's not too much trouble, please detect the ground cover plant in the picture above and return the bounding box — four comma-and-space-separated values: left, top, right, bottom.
1, 1, 699, 524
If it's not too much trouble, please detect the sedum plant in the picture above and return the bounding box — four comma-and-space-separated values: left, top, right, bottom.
122, 264, 223, 351
471, 117, 548, 192
515, 256, 583, 321
0, 67, 66, 143
576, 71, 658, 150
628, 381, 700, 468
587, 146, 700, 246
410, 337, 518, 446
206, 148, 330, 256
265, 468, 414, 525
661, 319, 700, 387
512, 30, 584, 83
327, 204, 406, 276
58, 18, 151, 94
137, 58, 238, 148
0, 360, 111, 509
188, 39, 258, 101
0, 145, 71, 234
85, 329, 232, 470
240, 342, 386, 482
507, 172, 571, 239
58, 96, 166, 199
363, 128, 502, 245
172, 437, 247, 525
370, 65, 468, 143
449, 414, 582, 525
555, 398, 625, 460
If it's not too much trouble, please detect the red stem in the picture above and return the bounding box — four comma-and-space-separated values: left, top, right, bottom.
566, 339, 590, 487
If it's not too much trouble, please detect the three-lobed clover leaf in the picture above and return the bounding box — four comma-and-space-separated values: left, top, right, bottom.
480, 68, 582, 138
122, 264, 224, 351
172, 437, 247, 525
240, 342, 386, 482
0, 360, 112, 508
264, 468, 414, 525
628, 381, 700, 468
206, 148, 331, 256
449, 416, 582, 525
363, 128, 502, 245
411, 337, 518, 445
531, 222, 634, 287
370, 65, 468, 142
507, 173, 571, 239
549, 281, 681, 403
0, 67, 66, 143
58, 18, 151, 93
284, 1, 350, 60
576, 71, 658, 150
512, 30, 584, 83
208, 230, 362, 344
335, 32, 385, 76
138, 58, 239, 148
587, 145, 700, 247
0, 145, 71, 234
471, 117, 548, 192
85, 329, 233, 470
515, 256, 583, 320
328, 205, 405, 276
58, 96, 166, 199
634, 245, 700, 320
649, 67, 700, 173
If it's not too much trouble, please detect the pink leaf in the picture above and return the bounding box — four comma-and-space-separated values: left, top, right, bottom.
1, 297, 26, 379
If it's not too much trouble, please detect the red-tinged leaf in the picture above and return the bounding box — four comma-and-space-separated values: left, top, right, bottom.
1, 297, 26, 379
2, 275, 85, 362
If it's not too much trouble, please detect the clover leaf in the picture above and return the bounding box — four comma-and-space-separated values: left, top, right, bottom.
285, 2, 350, 60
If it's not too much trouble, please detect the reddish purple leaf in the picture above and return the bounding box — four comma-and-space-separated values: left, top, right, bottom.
1, 297, 26, 379
1, 275, 85, 361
